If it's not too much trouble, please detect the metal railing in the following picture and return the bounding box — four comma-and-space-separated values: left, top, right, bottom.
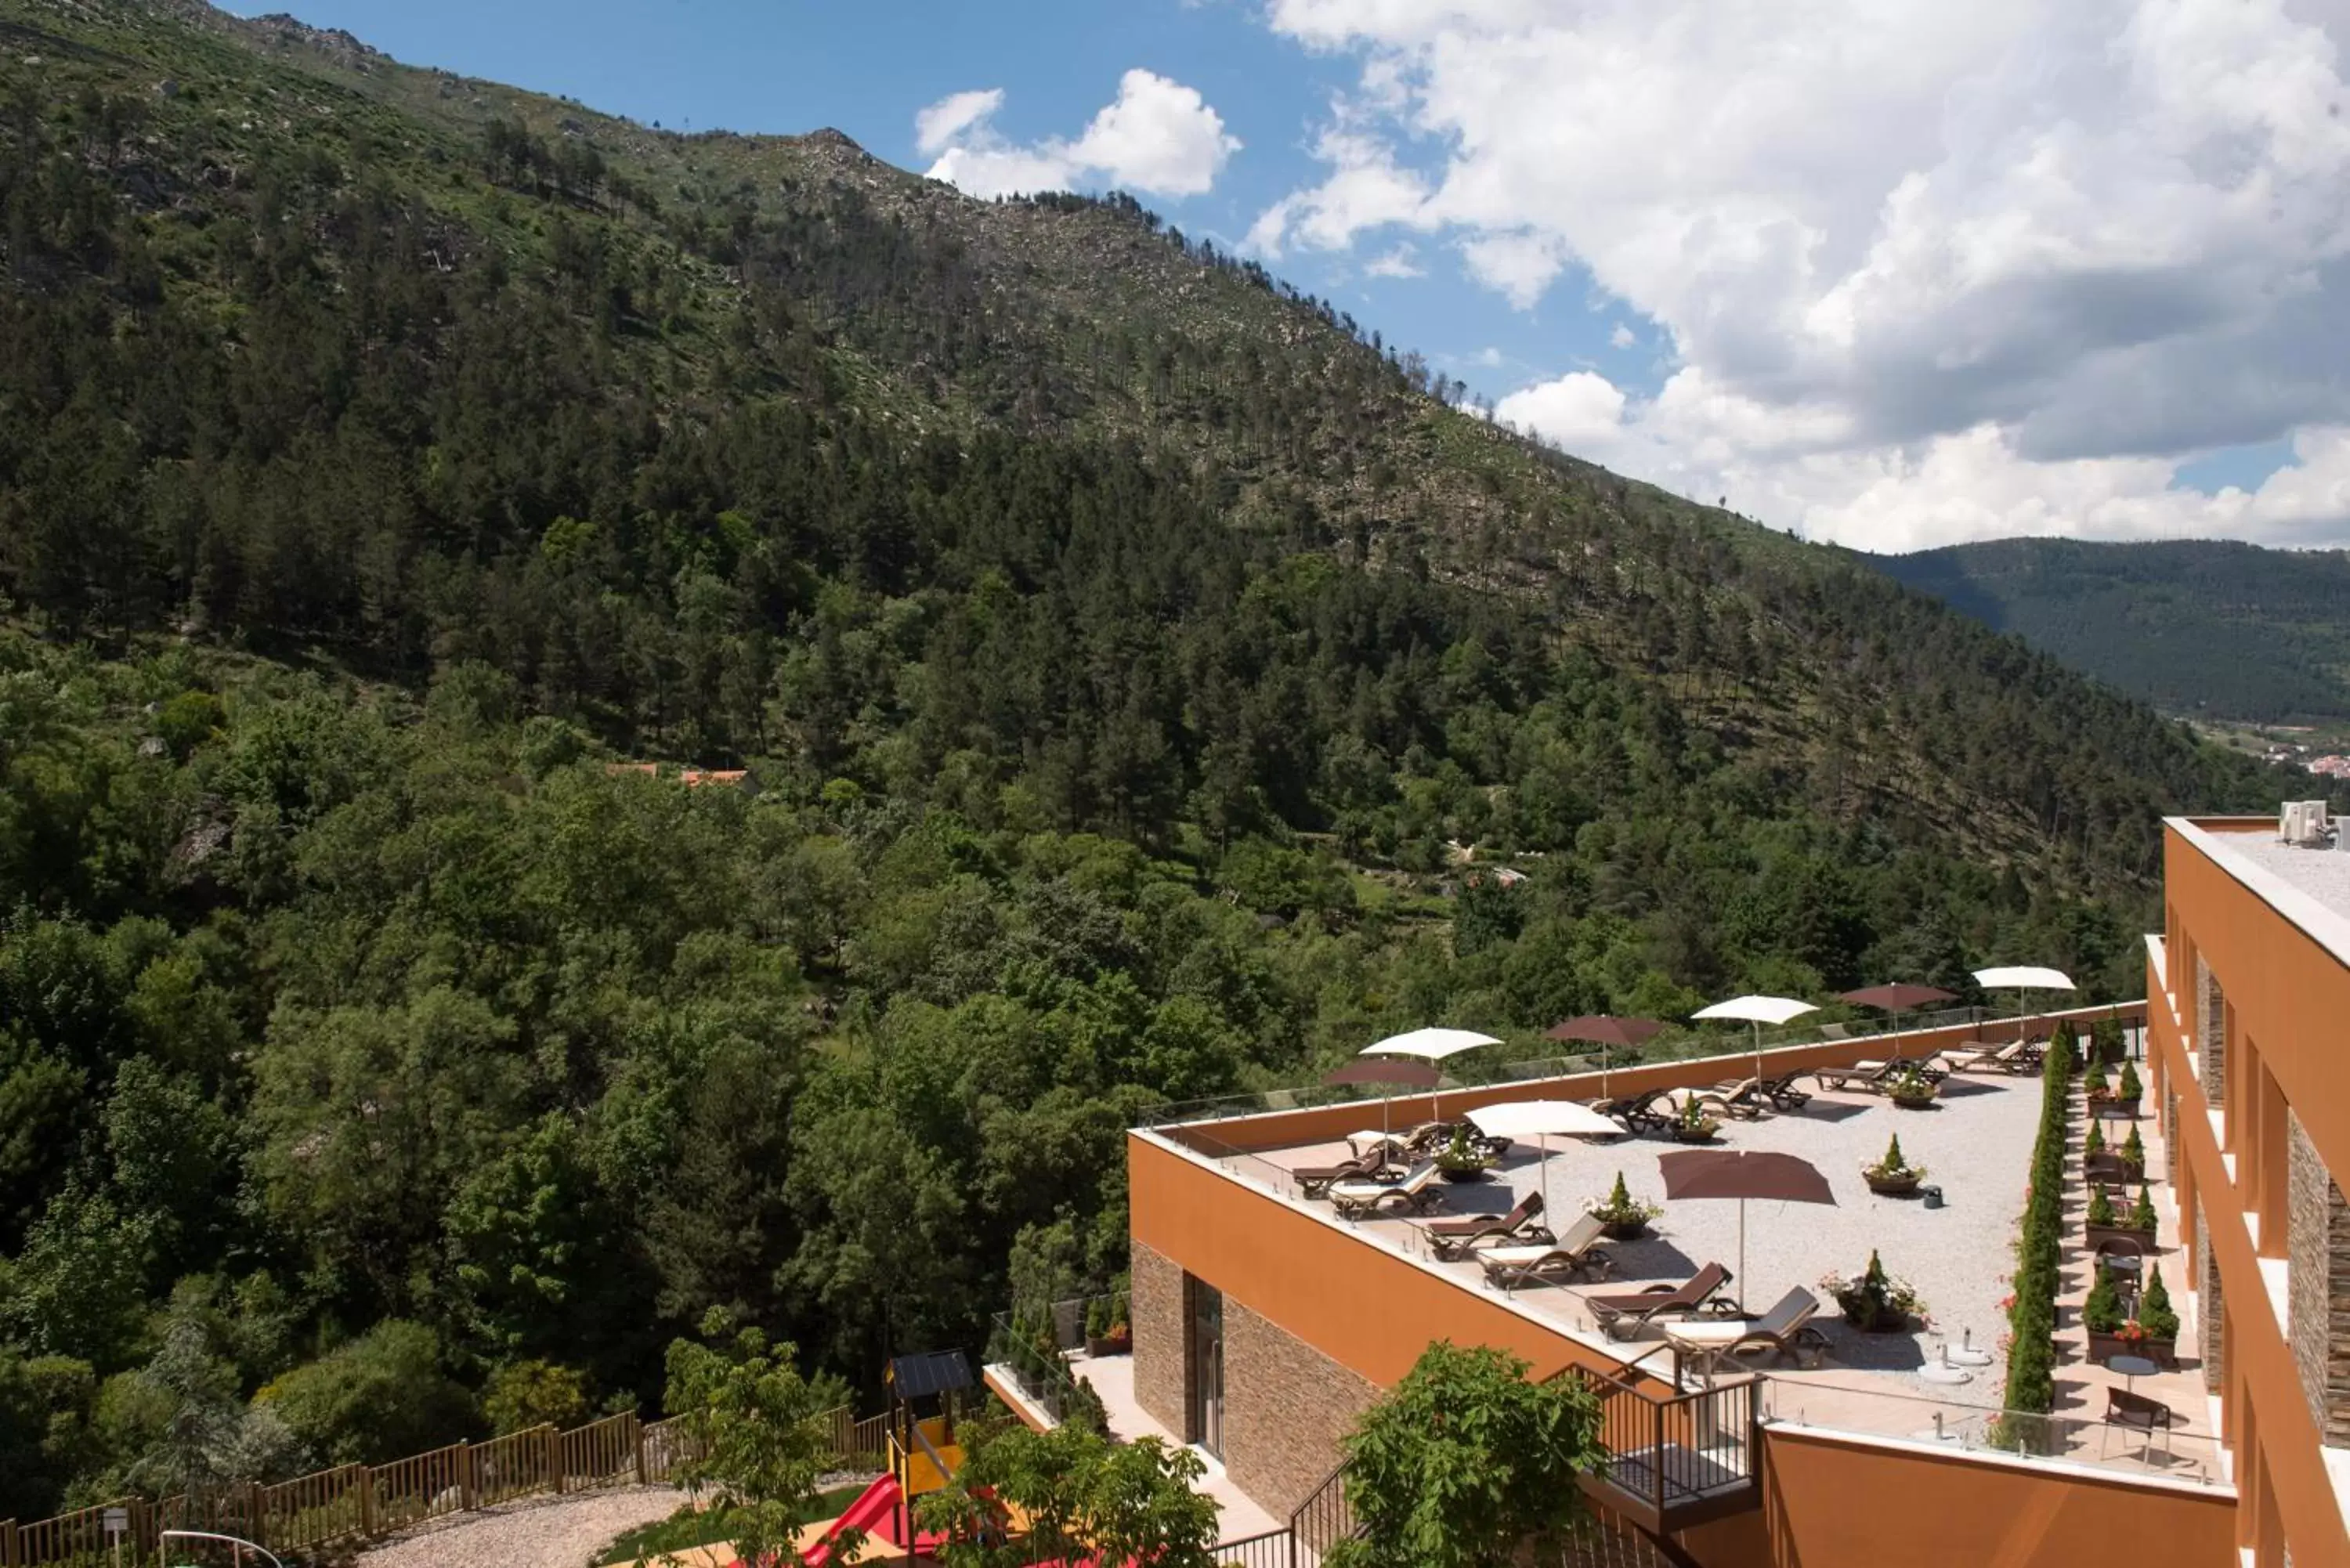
0, 1405, 880, 1567
1574, 1367, 1761, 1521
1140, 1002, 2146, 1129
1212, 1527, 1294, 1567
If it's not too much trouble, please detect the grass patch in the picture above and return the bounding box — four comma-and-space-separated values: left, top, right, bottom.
592, 1483, 875, 1566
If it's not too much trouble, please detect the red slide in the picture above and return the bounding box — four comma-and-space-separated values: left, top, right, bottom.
800, 1472, 922, 1566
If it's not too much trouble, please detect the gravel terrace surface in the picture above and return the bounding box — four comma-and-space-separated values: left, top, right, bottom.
1309, 1071, 2042, 1402
353, 1485, 687, 1568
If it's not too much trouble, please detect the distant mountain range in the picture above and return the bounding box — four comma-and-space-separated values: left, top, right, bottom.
1872, 538, 2350, 724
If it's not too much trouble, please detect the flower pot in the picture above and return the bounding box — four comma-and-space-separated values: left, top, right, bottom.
2085, 1222, 2156, 1252
2088, 1330, 2175, 1369
1864, 1170, 1922, 1196
1838, 1302, 1911, 1333
1439, 1165, 1491, 1183
1599, 1217, 1652, 1241
1889, 1089, 1938, 1110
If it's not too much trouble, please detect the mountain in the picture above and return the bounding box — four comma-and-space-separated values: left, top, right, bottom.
1873, 538, 2350, 724
0, 0, 2319, 1517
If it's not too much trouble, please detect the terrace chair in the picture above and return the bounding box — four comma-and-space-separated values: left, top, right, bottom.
2103, 1388, 2178, 1461
1596, 1088, 1672, 1135
2084, 1151, 2141, 1189
1418, 1191, 1553, 1261
1811, 1060, 1896, 1093
1586, 1262, 1738, 1340
1759, 1071, 1813, 1110
1663, 1286, 1831, 1371
1329, 1160, 1444, 1219
1943, 1040, 2024, 1074
1705, 1077, 1774, 1119
1477, 1212, 1614, 1291
1294, 1147, 1393, 1198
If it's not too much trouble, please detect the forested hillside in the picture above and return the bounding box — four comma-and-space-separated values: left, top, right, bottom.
0, 0, 2308, 1519
1876, 538, 2350, 724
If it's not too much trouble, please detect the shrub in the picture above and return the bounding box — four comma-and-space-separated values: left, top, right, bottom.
2001, 1018, 2073, 1419
2131, 1185, 2159, 1233
485, 1360, 591, 1434
2138, 1268, 2180, 1341
2081, 1272, 2127, 1334
258, 1321, 478, 1465
2084, 1120, 2105, 1156
2118, 1061, 2142, 1100
2121, 1126, 2146, 1168
1586, 1172, 1662, 1226
2088, 1187, 2117, 1227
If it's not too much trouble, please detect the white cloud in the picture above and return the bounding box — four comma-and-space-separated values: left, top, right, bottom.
1254, 0, 2350, 547
1609, 323, 1636, 349
1363, 244, 1425, 278
920, 70, 1240, 201
914, 89, 1003, 157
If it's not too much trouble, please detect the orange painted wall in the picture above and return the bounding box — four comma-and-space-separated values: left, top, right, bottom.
1689, 1428, 2237, 1567
2151, 822, 2350, 1568
1127, 1131, 1676, 1394
1172, 1001, 2146, 1158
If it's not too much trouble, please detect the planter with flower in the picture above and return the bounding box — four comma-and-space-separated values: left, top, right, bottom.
1587, 1171, 1665, 1240
1862, 1133, 1925, 1196
1885, 1065, 1939, 1109
2110, 1060, 2143, 1114
2081, 1269, 2134, 1364
2119, 1125, 2147, 1180
1823, 1250, 1928, 1332
1437, 1125, 1494, 1183
2084, 1058, 2113, 1104
1084, 1292, 1132, 1357
2084, 1183, 2157, 1252
2133, 1266, 2182, 1369
1669, 1097, 1723, 1144
2083, 1120, 2106, 1158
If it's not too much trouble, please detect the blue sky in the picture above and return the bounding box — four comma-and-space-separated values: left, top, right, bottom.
234, 1, 2350, 551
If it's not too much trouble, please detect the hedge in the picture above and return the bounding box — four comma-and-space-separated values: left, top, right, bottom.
1995, 1021, 2076, 1447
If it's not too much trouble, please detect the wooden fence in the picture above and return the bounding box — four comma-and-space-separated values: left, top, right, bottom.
0, 1405, 877, 1567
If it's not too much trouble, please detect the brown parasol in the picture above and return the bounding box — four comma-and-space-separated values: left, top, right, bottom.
1658, 1149, 1837, 1313
1544, 1015, 1665, 1097
1322, 1058, 1444, 1141
1836, 983, 1959, 1060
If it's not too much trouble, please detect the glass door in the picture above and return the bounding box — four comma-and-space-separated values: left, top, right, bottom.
1189, 1282, 1224, 1458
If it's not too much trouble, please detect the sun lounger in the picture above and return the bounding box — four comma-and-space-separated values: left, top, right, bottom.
1813, 1060, 1896, 1093
1477, 1213, 1613, 1290
1295, 1147, 1393, 1198
1705, 1078, 1770, 1118
1664, 1286, 1830, 1371
1942, 1040, 2026, 1073
1586, 1262, 1738, 1339
1595, 1089, 1671, 1134
1759, 1072, 1812, 1110
1418, 1191, 1552, 1261
1346, 1129, 1408, 1161
1329, 1160, 1444, 1219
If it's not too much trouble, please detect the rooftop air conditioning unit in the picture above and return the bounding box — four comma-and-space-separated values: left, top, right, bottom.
2281, 802, 2310, 843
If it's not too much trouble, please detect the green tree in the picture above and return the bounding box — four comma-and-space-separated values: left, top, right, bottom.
919, 1414, 1215, 1568
483, 1360, 591, 1435
1327, 1342, 1606, 1568
257, 1321, 477, 1465
663, 1314, 851, 1567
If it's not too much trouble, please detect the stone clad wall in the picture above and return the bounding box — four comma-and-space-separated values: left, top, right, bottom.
1130, 1241, 1188, 1439
2287, 1111, 2350, 1444
2197, 1198, 2225, 1393
2196, 955, 2225, 1106
1223, 1299, 1379, 1519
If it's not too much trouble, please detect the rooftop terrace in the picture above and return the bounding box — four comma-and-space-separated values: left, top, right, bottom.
1140, 1005, 2230, 1500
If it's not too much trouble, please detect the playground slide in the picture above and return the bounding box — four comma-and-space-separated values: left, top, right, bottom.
801, 1473, 917, 1566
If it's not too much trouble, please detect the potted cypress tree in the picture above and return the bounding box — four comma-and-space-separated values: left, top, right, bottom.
2082, 1269, 2131, 1364
1862, 1133, 1925, 1196
1437, 1124, 1494, 1182
2135, 1267, 2182, 1369
2113, 1060, 2143, 1112
2084, 1120, 2106, 1158
2119, 1125, 2146, 1180
1885, 1064, 1939, 1108
2086, 1185, 2157, 1250
1586, 1172, 1663, 1240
